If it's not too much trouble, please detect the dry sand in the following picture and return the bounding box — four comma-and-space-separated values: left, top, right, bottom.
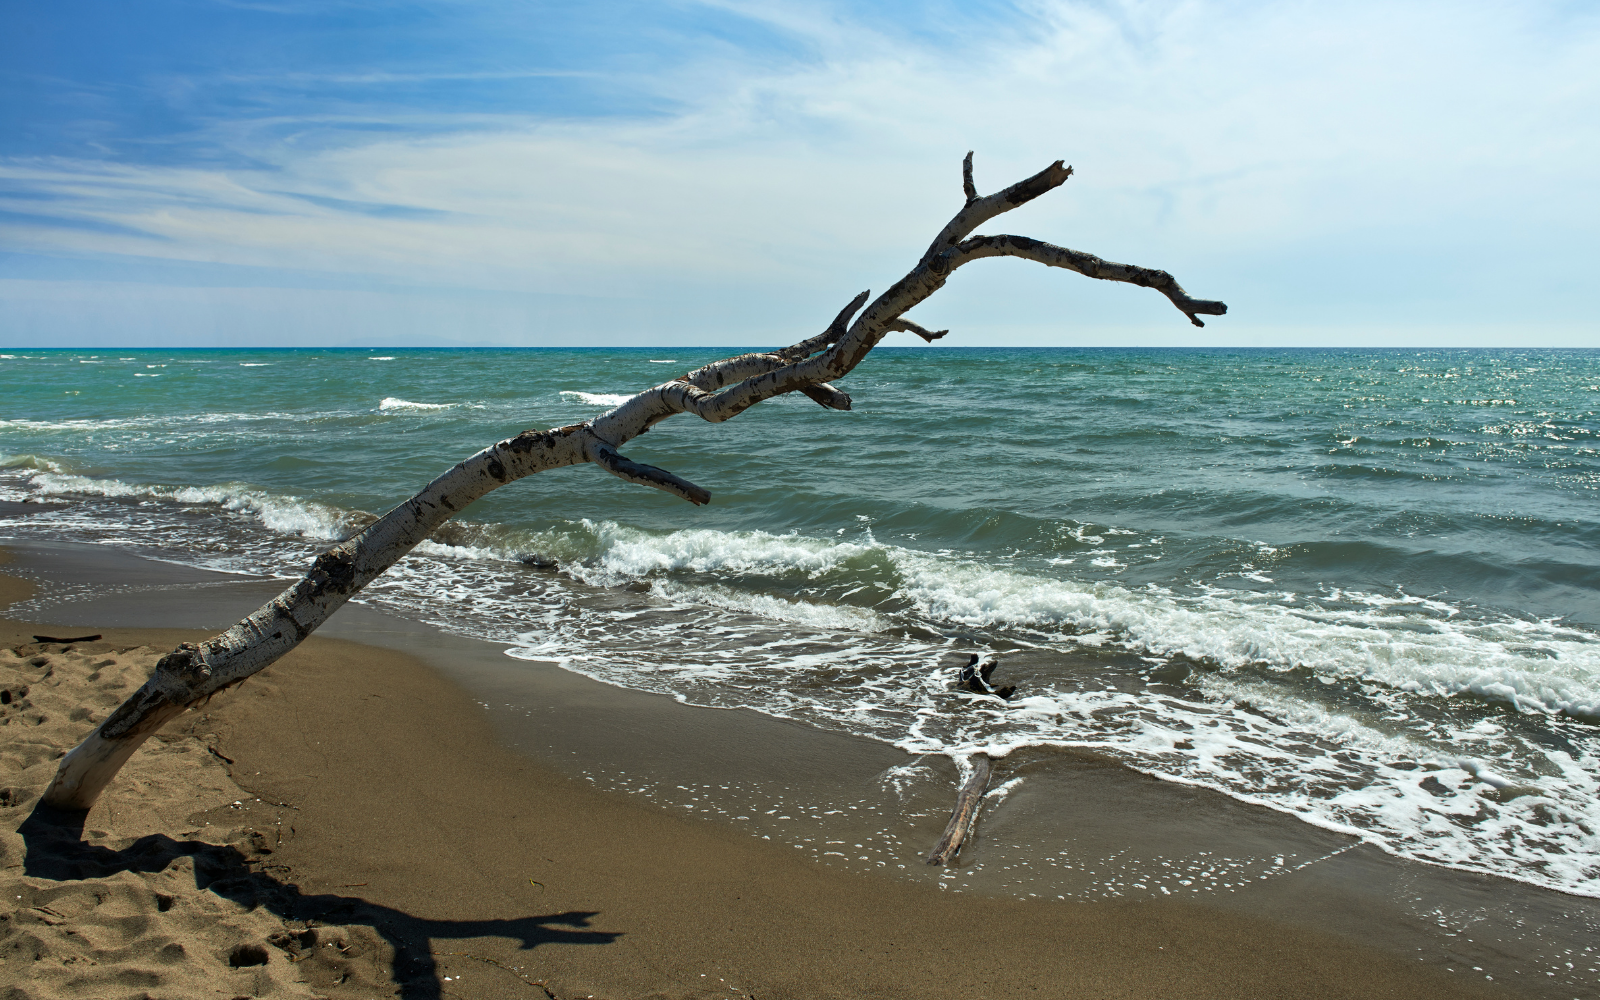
0, 564, 1502, 999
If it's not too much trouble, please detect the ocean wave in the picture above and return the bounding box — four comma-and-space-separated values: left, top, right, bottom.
568, 521, 882, 585
560, 391, 632, 406
24, 472, 369, 542
0, 454, 68, 474
0, 411, 343, 432
378, 397, 453, 412
542, 520, 1600, 719
889, 549, 1600, 717
15, 459, 1598, 720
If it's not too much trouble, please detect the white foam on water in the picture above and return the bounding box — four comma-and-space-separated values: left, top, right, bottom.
378, 397, 453, 412
565, 521, 879, 587
888, 550, 1600, 717
1183, 673, 1600, 890
652, 580, 889, 633
23, 471, 364, 543
559, 391, 632, 406
0, 411, 346, 433
368, 356, 396, 361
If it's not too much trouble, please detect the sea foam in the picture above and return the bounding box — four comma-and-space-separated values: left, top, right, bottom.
560, 391, 632, 406
379, 397, 453, 412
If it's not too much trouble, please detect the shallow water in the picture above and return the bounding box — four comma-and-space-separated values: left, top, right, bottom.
10, 537, 1600, 999
3, 345, 1598, 900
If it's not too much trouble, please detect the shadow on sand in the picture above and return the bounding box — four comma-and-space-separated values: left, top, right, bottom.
19, 803, 620, 999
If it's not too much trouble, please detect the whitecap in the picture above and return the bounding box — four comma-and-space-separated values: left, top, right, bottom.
566, 521, 878, 587
23, 471, 368, 541
560, 391, 632, 406
379, 397, 453, 412
0, 411, 342, 432
0, 454, 67, 474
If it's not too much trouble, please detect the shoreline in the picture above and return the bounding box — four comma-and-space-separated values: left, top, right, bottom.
0, 539, 1569, 997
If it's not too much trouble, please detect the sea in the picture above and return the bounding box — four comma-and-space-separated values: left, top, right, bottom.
3, 345, 1598, 903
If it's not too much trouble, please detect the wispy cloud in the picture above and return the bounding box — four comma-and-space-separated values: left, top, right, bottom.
3, 0, 1598, 345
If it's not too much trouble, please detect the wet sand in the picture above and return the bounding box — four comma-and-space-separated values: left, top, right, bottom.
0, 541, 1533, 997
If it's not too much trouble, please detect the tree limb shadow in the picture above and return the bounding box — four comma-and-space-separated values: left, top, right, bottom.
18, 803, 620, 999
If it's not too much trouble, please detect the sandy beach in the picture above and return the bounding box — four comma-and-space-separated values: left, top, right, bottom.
0, 545, 1521, 998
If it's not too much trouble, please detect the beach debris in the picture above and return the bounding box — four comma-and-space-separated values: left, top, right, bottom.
31, 634, 101, 644
956, 652, 1015, 700
926, 754, 994, 866
36, 151, 1225, 813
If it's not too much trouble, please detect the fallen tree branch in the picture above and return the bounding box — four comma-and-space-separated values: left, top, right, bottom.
41, 152, 1227, 811
926, 754, 994, 866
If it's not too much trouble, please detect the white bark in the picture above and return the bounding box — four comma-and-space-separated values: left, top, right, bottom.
41, 153, 1226, 811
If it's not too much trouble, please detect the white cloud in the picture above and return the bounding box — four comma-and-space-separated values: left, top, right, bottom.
3, 0, 1598, 345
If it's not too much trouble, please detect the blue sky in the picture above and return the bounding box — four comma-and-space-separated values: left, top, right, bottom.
3, 0, 1597, 347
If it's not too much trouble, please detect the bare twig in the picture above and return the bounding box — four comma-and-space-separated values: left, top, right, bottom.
885, 318, 948, 343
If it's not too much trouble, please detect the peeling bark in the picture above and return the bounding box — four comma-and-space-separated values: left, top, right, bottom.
42, 153, 1227, 811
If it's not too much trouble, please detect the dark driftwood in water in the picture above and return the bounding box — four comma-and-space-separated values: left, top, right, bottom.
927, 754, 994, 866
958, 653, 1015, 700
41, 152, 1226, 812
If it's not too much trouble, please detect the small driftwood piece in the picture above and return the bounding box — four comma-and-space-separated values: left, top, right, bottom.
926, 754, 994, 866
32, 634, 102, 644
958, 652, 1014, 700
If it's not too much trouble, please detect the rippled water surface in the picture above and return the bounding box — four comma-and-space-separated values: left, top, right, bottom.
3, 346, 1598, 896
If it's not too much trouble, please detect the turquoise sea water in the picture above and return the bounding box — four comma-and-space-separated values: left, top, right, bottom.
3, 346, 1599, 896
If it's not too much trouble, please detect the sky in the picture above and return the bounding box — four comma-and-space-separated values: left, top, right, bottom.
2, 0, 1597, 348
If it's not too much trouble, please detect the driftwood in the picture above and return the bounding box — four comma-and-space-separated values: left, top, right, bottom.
924, 652, 1014, 863
926, 754, 994, 866
958, 652, 1013, 700
40, 152, 1225, 812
